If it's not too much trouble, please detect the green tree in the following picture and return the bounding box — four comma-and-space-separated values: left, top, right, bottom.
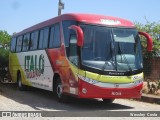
135, 21, 160, 80
0, 30, 11, 68
135, 21, 160, 58
0, 30, 11, 46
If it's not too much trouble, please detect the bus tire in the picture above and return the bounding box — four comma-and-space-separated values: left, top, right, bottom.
17, 72, 26, 91
102, 99, 114, 104
55, 78, 69, 103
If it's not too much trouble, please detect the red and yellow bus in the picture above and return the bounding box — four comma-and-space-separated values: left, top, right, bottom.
9, 13, 152, 103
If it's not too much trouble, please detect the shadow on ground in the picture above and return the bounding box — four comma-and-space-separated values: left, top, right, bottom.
0, 82, 133, 111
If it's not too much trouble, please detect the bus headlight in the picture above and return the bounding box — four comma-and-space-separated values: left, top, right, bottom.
77, 75, 99, 84
134, 79, 143, 85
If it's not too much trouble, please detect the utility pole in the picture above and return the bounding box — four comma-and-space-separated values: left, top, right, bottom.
58, 0, 64, 16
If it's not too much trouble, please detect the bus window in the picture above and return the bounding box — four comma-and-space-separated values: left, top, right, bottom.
22, 34, 30, 52
69, 35, 78, 66
38, 27, 49, 49
39, 30, 43, 49
62, 20, 77, 47
43, 28, 49, 48
54, 24, 60, 48
49, 24, 61, 48
49, 26, 55, 48
10, 38, 17, 52
16, 36, 23, 52
30, 31, 39, 50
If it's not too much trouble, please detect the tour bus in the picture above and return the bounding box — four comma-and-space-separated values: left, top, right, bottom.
9, 13, 153, 103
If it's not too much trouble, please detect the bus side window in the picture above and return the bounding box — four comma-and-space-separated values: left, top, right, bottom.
49, 26, 55, 48
62, 20, 77, 47
38, 28, 49, 49
69, 35, 78, 66
22, 34, 30, 52
30, 31, 39, 50
39, 30, 44, 49
43, 28, 49, 48
16, 36, 23, 52
62, 21, 77, 57
49, 23, 61, 48
10, 38, 17, 52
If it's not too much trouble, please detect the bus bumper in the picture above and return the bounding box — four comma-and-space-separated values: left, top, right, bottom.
78, 80, 143, 99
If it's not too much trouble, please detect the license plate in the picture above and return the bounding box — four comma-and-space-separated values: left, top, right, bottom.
112, 91, 122, 96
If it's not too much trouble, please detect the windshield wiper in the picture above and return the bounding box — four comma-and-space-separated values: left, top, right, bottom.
101, 42, 116, 71
117, 42, 132, 72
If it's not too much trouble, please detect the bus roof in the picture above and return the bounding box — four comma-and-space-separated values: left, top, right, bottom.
14, 13, 135, 37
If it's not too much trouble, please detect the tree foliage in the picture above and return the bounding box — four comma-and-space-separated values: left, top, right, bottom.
0, 49, 9, 68
0, 30, 11, 68
0, 30, 11, 46
135, 21, 160, 80
135, 21, 160, 58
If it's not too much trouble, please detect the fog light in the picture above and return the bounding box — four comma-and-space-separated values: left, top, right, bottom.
82, 88, 87, 94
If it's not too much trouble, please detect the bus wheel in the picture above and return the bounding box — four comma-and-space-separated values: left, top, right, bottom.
55, 78, 69, 103
17, 72, 26, 91
102, 99, 115, 104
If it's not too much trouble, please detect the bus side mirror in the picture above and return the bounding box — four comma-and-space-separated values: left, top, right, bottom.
138, 31, 153, 52
69, 25, 84, 47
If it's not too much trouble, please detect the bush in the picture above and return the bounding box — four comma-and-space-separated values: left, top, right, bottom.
135, 21, 160, 58
0, 30, 11, 81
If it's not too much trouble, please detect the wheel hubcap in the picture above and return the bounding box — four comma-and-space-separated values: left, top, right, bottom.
18, 78, 21, 87
57, 84, 62, 98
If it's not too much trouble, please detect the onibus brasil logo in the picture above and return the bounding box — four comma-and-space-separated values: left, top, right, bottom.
24, 54, 44, 78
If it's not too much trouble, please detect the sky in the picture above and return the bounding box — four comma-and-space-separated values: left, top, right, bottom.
0, 0, 160, 35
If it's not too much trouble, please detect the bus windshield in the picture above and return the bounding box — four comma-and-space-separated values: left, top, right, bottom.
81, 25, 143, 72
